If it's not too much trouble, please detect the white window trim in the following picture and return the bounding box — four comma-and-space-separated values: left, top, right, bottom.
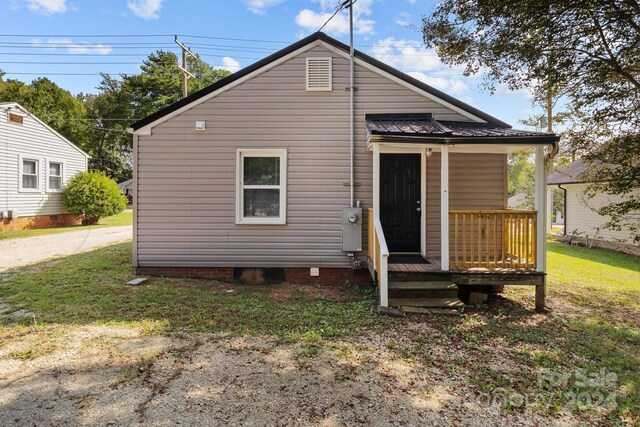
18, 155, 41, 193
236, 148, 287, 225
305, 57, 332, 92
46, 159, 65, 193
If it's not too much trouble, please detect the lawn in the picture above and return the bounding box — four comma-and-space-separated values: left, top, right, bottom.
0, 239, 638, 424
0, 210, 132, 240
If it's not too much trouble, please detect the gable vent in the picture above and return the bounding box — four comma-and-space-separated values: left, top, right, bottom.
306, 57, 332, 91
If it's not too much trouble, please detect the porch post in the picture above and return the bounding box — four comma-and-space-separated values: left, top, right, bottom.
373, 144, 380, 220
440, 145, 449, 271
534, 146, 547, 310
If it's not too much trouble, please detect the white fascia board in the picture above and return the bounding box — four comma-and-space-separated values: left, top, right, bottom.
134, 41, 322, 136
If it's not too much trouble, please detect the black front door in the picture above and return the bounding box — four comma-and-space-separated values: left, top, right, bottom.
380, 154, 421, 253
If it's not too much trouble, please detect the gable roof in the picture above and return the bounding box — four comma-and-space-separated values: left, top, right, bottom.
548, 159, 590, 185
131, 32, 511, 132
0, 102, 91, 158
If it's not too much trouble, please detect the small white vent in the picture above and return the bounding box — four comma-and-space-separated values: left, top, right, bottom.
306, 57, 332, 91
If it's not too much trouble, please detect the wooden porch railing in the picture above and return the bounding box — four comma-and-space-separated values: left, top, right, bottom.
368, 208, 390, 306
449, 210, 537, 269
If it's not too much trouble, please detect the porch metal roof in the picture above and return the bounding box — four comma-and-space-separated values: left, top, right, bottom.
365, 114, 559, 144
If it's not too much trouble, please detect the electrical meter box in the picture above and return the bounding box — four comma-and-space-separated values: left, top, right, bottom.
341, 207, 363, 252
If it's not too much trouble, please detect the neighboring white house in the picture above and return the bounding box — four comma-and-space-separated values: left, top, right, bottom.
548, 159, 639, 254
0, 102, 90, 231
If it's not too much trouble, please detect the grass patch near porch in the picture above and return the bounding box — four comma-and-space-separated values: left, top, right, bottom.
0, 210, 132, 241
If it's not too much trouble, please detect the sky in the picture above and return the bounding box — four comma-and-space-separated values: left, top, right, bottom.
0, 0, 542, 127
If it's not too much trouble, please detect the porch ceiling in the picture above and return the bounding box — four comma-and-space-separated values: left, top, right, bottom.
365, 114, 560, 147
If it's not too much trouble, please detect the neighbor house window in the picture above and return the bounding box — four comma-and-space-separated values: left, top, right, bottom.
20, 158, 39, 191
47, 161, 63, 191
236, 149, 287, 224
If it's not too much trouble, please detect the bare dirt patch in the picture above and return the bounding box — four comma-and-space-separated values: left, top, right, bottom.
0, 324, 584, 426
268, 284, 361, 302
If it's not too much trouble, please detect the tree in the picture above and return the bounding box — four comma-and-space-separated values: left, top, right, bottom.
120, 50, 231, 119
82, 74, 135, 182
422, 0, 640, 240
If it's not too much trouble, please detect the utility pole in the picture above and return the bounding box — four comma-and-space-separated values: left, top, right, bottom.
174, 36, 197, 99
347, 0, 355, 208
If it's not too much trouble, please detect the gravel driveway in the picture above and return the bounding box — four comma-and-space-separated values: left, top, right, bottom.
0, 226, 132, 271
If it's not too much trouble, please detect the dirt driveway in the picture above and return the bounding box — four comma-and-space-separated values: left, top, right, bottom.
0, 226, 131, 272
0, 325, 581, 427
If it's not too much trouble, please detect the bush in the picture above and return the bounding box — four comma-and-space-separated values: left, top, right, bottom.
63, 171, 127, 225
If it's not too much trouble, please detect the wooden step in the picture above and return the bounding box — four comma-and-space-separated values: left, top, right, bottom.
389, 297, 465, 309
389, 281, 457, 290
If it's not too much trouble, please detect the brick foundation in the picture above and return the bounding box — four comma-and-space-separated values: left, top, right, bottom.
135, 266, 372, 285
0, 213, 80, 231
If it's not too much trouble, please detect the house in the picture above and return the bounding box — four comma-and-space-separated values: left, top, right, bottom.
0, 103, 90, 231
507, 192, 528, 209
118, 179, 133, 203
130, 32, 559, 310
548, 159, 639, 255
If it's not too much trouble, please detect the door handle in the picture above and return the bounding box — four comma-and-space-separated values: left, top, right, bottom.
416, 207, 422, 213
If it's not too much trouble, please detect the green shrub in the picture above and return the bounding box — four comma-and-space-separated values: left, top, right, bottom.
63, 171, 127, 225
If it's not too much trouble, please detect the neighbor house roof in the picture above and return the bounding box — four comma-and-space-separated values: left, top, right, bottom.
131, 32, 512, 132
365, 114, 559, 145
548, 159, 589, 185
118, 179, 133, 190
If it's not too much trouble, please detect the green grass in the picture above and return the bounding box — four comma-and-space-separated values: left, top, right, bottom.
0, 242, 383, 338
0, 238, 638, 424
0, 210, 132, 240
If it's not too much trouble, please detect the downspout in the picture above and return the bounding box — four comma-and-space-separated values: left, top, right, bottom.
348, 0, 355, 207
558, 184, 567, 236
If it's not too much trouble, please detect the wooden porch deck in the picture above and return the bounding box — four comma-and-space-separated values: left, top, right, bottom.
388, 256, 539, 274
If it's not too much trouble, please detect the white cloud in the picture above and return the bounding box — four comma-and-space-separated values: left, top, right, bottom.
26, 0, 66, 14
394, 12, 411, 27
127, 0, 163, 19
295, 0, 376, 35
407, 0, 416, 4
407, 72, 468, 94
371, 38, 471, 95
242, 0, 284, 14
221, 56, 241, 72
33, 38, 112, 55
371, 38, 443, 71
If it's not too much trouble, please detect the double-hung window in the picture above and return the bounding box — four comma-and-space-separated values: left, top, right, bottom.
20, 158, 39, 191
236, 149, 287, 224
47, 161, 63, 191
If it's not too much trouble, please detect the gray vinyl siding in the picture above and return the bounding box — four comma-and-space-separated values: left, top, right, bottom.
0, 106, 88, 217
136, 43, 504, 268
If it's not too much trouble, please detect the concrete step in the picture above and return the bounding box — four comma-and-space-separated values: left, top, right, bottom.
402, 306, 462, 315
389, 297, 465, 309
389, 281, 457, 290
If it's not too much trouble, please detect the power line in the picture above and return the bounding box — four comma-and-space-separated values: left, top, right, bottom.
317, 0, 351, 33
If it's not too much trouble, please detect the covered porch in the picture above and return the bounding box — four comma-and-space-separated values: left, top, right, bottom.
364, 114, 559, 311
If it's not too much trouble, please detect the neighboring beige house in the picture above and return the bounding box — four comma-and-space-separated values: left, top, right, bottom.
130, 32, 559, 311
0, 103, 90, 231
548, 159, 640, 255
